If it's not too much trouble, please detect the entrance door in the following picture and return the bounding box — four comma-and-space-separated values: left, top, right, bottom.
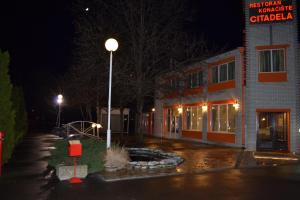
171, 115, 180, 135
257, 112, 289, 151
166, 108, 181, 138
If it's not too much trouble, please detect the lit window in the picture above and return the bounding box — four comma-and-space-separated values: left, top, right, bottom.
212, 67, 219, 83
211, 61, 235, 84
228, 62, 235, 80
211, 104, 236, 133
259, 49, 285, 72
183, 106, 203, 131
170, 78, 180, 89
189, 71, 203, 88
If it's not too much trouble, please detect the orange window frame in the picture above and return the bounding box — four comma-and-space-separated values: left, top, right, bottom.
184, 70, 204, 96
208, 57, 236, 92
256, 44, 289, 82
207, 100, 236, 133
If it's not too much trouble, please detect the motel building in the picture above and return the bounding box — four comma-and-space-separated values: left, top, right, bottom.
146, 0, 300, 153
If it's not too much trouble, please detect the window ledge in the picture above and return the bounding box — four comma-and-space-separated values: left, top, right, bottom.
207, 132, 236, 144
182, 130, 202, 140
184, 87, 203, 96
208, 80, 235, 92
258, 72, 287, 82
208, 131, 235, 135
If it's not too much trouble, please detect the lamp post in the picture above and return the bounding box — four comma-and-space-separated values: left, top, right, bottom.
56, 94, 63, 127
105, 38, 118, 149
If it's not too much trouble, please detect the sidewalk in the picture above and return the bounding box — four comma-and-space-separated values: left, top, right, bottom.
0, 133, 61, 200
98, 136, 238, 181
98, 135, 299, 181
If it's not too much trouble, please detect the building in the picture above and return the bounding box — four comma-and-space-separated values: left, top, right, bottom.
150, 0, 299, 153
100, 108, 130, 134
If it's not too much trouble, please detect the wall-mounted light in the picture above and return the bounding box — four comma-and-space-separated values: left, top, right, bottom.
233, 100, 240, 111
178, 106, 183, 114
152, 108, 155, 112
202, 104, 208, 112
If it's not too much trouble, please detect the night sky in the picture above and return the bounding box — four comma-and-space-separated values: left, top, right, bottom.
0, 0, 298, 123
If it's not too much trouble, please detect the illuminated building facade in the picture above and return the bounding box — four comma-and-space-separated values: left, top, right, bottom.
150, 0, 299, 152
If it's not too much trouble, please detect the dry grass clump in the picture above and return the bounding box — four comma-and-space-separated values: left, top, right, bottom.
104, 145, 130, 171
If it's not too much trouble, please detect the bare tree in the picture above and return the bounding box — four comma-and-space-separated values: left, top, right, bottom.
66, 0, 219, 141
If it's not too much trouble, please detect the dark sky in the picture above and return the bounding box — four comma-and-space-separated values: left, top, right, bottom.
0, 0, 243, 85
0, 0, 298, 113
0, 0, 73, 82
0, 0, 73, 117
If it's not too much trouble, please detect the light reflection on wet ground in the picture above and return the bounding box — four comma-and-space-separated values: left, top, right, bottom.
143, 137, 239, 173
99, 136, 241, 180
0, 133, 61, 200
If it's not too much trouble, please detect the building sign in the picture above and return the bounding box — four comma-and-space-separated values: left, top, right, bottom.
249, 0, 294, 24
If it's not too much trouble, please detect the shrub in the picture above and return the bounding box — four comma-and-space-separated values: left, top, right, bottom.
12, 86, 28, 144
104, 145, 130, 171
48, 138, 107, 173
0, 50, 16, 164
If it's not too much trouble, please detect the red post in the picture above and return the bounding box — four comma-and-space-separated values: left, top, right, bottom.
68, 140, 82, 184
0, 131, 5, 177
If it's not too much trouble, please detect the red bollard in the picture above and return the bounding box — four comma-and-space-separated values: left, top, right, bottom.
0, 131, 5, 176
68, 140, 82, 184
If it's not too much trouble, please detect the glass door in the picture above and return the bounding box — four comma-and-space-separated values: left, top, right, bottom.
170, 109, 180, 137
257, 112, 288, 151
165, 108, 181, 138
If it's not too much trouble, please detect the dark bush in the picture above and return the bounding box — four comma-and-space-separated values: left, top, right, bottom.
48, 138, 106, 173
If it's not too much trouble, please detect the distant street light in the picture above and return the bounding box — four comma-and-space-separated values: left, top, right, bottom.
105, 38, 118, 149
56, 94, 63, 127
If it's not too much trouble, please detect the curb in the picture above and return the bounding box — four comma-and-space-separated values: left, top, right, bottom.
96, 166, 234, 182
97, 172, 185, 182
95, 161, 300, 182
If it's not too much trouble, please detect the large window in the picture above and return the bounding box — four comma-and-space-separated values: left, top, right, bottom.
211, 61, 235, 84
188, 71, 203, 88
211, 104, 236, 133
170, 78, 179, 89
259, 49, 285, 72
183, 106, 202, 131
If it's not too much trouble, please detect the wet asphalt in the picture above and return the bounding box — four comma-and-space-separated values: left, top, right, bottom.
0, 133, 60, 200
1, 133, 300, 200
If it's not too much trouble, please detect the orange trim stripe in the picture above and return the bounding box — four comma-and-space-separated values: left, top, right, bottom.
209, 99, 236, 105
256, 108, 291, 112
258, 72, 287, 82
256, 44, 289, 50
207, 132, 236, 144
185, 67, 203, 73
208, 80, 235, 92
208, 56, 235, 68
240, 48, 246, 146
183, 87, 203, 96
182, 131, 202, 140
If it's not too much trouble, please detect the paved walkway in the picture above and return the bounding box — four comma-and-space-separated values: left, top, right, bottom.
100, 136, 241, 181
0, 133, 60, 200
49, 164, 300, 200
1, 132, 299, 199
99, 135, 299, 181
142, 137, 240, 173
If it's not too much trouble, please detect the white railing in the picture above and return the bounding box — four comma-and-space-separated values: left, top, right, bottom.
63, 121, 102, 139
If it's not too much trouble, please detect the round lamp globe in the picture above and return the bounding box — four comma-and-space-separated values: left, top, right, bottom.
105, 38, 118, 52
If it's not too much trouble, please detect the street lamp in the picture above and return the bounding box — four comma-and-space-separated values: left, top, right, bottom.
56, 94, 63, 127
105, 38, 118, 149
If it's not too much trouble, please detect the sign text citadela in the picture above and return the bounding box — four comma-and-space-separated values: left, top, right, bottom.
249, 0, 294, 24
